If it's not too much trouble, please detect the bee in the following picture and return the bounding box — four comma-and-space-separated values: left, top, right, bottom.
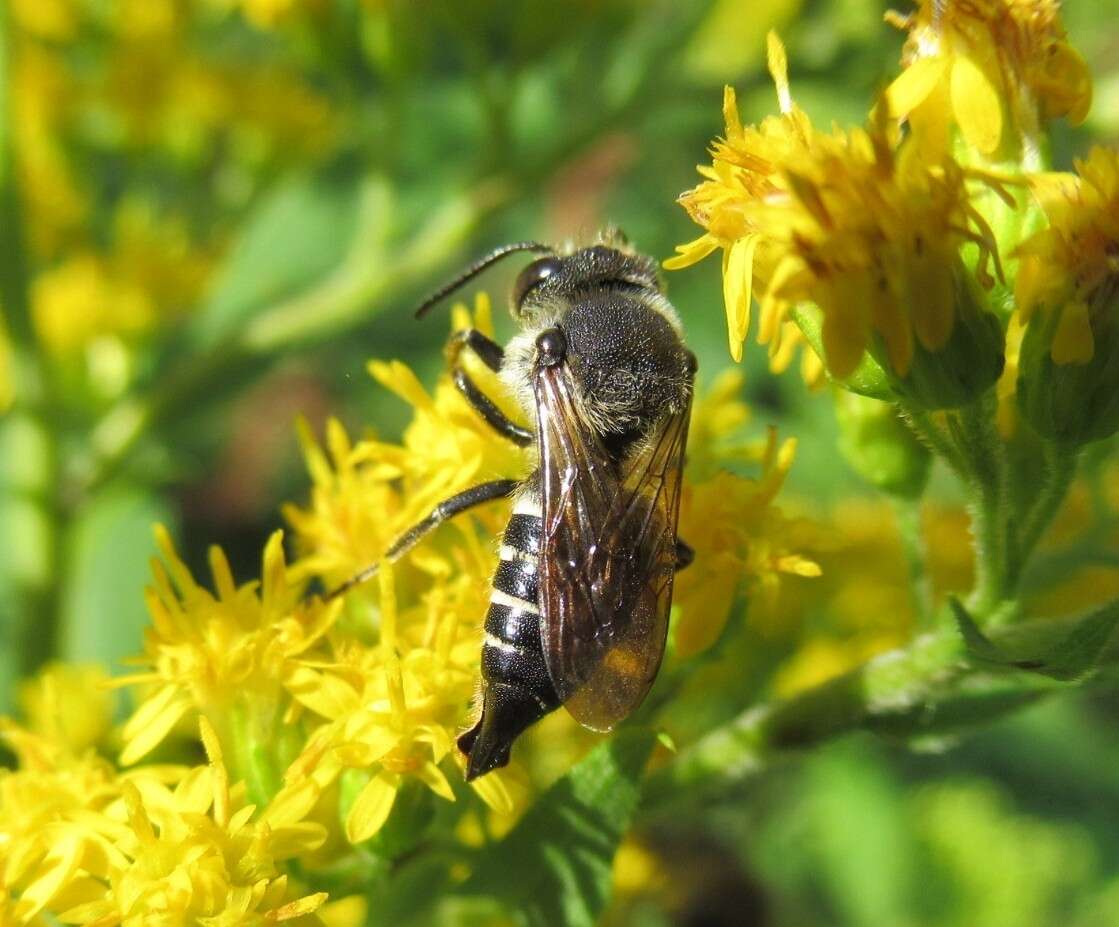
328, 231, 695, 780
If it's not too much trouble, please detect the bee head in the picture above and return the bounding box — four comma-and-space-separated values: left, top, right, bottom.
512, 245, 661, 319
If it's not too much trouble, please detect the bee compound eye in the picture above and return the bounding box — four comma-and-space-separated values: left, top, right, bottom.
513, 256, 562, 312
534, 327, 567, 366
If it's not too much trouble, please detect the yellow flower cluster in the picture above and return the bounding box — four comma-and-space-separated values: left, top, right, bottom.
885, 0, 1091, 158
0, 715, 359, 926
668, 33, 1006, 383
8, 0, 334, 373
1, 294, 812, 919
1015, 146, 1119, 365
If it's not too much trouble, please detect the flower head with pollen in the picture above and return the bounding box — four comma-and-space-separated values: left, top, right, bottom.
55, 720, 340, 927
1014, 146, 1119, 444
885, 0, 1092, 159
1015, 146, 1119, 364
283, 293, 526, 592
116, 527, 341, 767
669, 33, 1007, 386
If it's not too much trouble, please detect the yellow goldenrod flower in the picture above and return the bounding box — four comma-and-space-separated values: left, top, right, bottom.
675, 428, 820, 659
669, 32, 1006, 399
283, 556, 518, 843
1015, 146, 1119, 444
885, 0, 1092, 158
116, 527, 341, 768
0, 722, 126, 925
1016, 146, 1119, 362
18, 663, 114, 755
665, 33, 824, 365
31, 253, 154, 356
56, 721, 334, 926
284, 294, 526, 591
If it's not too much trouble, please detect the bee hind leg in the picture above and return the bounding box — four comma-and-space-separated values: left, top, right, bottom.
675, 539, 694, 571
322, 478, 520, 601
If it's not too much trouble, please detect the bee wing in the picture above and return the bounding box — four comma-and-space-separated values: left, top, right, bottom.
535, 361, 691, 732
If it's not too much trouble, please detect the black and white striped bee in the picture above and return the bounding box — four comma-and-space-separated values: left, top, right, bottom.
329, 232, 695, 780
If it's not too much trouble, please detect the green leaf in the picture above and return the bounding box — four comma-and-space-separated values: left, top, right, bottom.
188, 171, 363, 350
949, 598, 1007, 665
58, 486, 175, 671
1029, 599, 1119, 681
461, 729, 656, 927
950, 596, 1119, 681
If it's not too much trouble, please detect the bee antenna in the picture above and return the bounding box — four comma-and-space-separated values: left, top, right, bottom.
414, 241, 552, 319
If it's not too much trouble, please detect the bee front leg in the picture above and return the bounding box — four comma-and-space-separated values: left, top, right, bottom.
675, 539, 694, 572
449, 329, 534, 447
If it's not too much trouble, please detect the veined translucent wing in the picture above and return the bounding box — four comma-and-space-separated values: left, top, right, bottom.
535, 360, 691, 732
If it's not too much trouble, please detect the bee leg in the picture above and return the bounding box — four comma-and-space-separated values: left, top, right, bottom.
675, 539, 694, 572
449, 329, 533, 447
449, 328, 505, 371
323, 478, 520, 601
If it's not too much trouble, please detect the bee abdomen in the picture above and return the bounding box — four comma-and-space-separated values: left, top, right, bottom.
480, 512, 556, 709
459, 510, 559, 780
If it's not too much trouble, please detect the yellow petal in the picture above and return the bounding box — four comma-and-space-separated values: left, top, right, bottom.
885, 55, 948, 118
469, 767, 515, 815
766, 31, 792, 113
15, 834, 84, 920
415, 760, 455, 802
1051, 301, 1094, 365
950, 55, 1002, 154
663, 234, 719, 270
722, 235, 756, 362
820, 285, 869, 379
345, 771, 398, 843
120, 685, 192, 765
268, 893, 328, 921
722, 84, 742, 136
908, 247, 956, 350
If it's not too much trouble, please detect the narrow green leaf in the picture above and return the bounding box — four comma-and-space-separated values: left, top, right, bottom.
58, 487, 175, 671
462, 729, 656, 927
949, 597, 1005, 664
188, 171, 363, 350
1029, 599, 1119, 681
951, 596, 1119, 681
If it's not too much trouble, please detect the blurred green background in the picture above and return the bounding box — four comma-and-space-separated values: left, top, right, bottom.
2, 1, 1119, 924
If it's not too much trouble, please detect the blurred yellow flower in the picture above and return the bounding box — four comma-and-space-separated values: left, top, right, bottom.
18, 663, 114, 755
1015, 146, 1119, 365
886, 0, 1091, 158
32, 253, 154, 356
668, 32, 1005, 381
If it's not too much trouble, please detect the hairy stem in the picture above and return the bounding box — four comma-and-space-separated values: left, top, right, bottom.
642, 609, 1107, 810
895, 497, 933, 626
952, 393, 1012, 619
1009, 440, 1079, 590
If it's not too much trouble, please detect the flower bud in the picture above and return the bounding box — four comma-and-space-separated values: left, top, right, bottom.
835, 390, 931, 498
881, 262, 1005, 410
1017, 290, 1119, 446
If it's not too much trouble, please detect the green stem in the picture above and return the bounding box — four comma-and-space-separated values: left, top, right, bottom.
952, 393, 1011, 619
901, 405, 967, 478
642, 609, 1104, 810
1008, 440, 1078, 590
894, 497, 933, 626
